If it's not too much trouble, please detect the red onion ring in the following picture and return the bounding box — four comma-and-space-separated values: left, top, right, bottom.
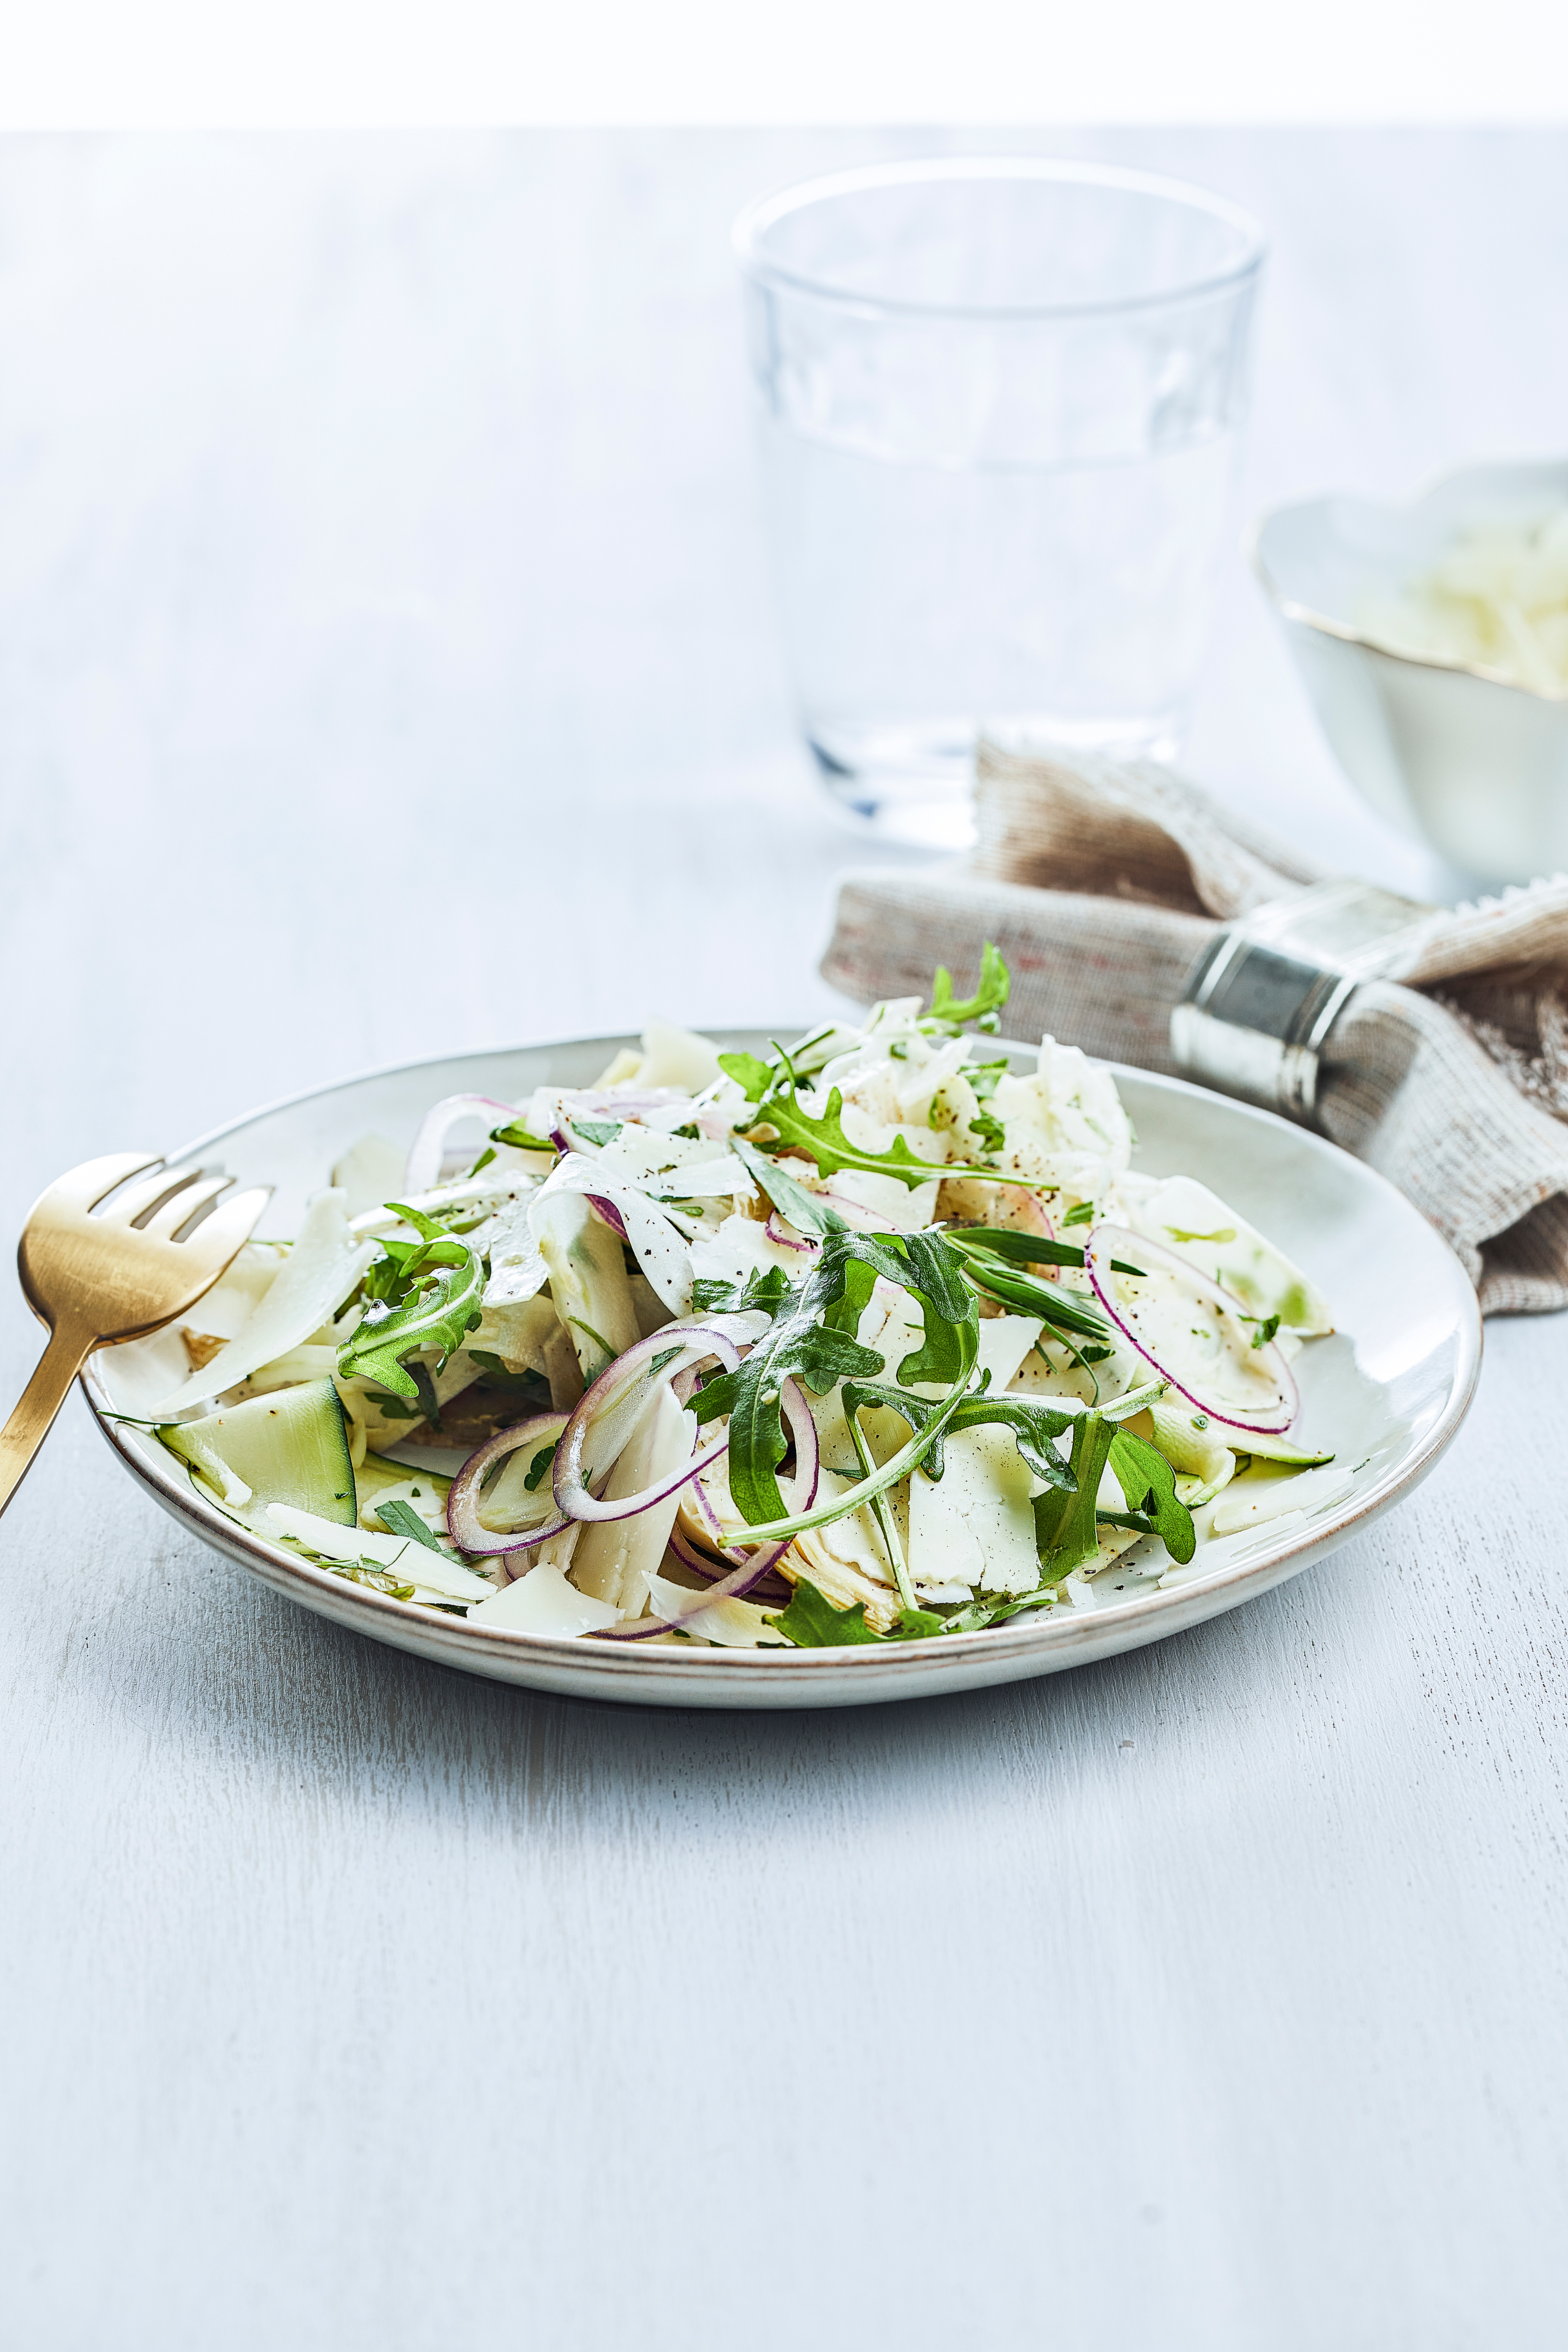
1085, 1222, 1299, 1434
666, 1526, 792, 1605
446, 1412, 572, 1560
404, 1094, 518, 1196
587, 1195, 630, 1241
593, 1378, 819, 1639
551, 1323, 748, 1524
763, 1212, 816, 1252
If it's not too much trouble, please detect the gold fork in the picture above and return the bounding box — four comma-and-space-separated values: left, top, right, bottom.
0, 1154, 270, 1519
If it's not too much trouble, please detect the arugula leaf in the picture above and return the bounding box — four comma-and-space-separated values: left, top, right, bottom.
729, 1135, 844, 1238
968, 1108, 1007, 1155
468, 1147, 497, 1178
1167, 1224, 1236, 1245
766, 1578, 884, 1645
717, 1050, 777, 1103
764, 1577, 943, 1648
1107, 1429, 1196, 1563
689, 1260, 795, 1320
570, 1119, 622, 1148
337, 1208, 486, 1401
1061, 1201, 1095, 1228
376, 1499, 446, 1554
840, 1378, 1076, 1491
1032, 1409, 1118, 1583
489, 1120, 559, 1154
702, 1226, 980, 1531
884, 1229, 980, 1388
365, 1391, 424, 1419
928, 941, 1010, 1031
746, 1085, 946, 1193
1248, 1313, 1282, 1350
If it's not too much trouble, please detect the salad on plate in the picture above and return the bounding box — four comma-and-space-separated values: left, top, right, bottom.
129, 950, 1340, 1651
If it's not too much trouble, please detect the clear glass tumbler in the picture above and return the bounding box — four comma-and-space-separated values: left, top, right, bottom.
733, 157, 1266, 847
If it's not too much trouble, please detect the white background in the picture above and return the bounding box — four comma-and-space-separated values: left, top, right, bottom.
0, 0, 1566, 129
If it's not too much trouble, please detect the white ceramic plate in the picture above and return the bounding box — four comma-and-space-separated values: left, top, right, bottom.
85, 1033, 1482, 1711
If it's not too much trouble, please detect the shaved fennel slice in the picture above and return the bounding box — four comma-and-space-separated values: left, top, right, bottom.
153, 1190, 376, 1415
530, 1153, 693, 1313
483, 1196, 551, 1307
1118, 1174, 1332, 1335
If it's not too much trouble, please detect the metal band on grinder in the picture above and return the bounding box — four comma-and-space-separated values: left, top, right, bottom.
1169, 879, 1439, 1127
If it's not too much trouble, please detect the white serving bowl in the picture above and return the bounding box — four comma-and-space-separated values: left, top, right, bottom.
1255, 459, 1568, 886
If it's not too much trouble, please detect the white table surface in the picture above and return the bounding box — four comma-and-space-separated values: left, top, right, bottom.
2, 129, 1566, 2351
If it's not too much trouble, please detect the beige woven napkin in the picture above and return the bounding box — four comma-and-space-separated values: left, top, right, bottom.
822, 741, 1568, 1314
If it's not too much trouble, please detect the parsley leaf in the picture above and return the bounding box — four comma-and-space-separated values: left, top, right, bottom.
522, 1440, 558, 1493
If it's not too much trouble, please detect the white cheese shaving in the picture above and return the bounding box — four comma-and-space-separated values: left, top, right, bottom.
153, 1191, 375, 1414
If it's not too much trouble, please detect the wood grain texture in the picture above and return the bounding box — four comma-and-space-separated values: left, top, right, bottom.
2, 129, 1566, 2352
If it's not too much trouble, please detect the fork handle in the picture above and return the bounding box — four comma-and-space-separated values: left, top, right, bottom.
0, 1323, 95, 1520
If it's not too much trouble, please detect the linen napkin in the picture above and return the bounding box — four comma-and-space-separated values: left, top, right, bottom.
821, 740, 1568, 1314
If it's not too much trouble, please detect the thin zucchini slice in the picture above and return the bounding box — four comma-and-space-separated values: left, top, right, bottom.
158, 1379, 357, 1526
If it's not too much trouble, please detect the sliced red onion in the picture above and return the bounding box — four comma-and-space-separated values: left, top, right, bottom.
763, 1211, 816, 1252
667, 1527, 792, 1605
593, 1378, 819, 1639
405, 1095, 518, 1196
1085, 1223, 1299, 1435
551, 1322, 750, 1524
446, 1412, 572, 1559
588, 1195, 630, 1242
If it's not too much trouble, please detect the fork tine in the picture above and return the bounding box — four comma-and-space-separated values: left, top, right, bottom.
183, 1186, 272, 1271
143, 1172, 233, 1239
99, 1165, 202, 1229
40, 1152, 165, 1215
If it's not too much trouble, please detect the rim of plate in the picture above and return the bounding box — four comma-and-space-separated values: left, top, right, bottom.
81, 1032, 1483, 1694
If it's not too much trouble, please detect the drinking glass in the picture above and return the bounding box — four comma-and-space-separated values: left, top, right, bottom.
733, 157, 1266, 847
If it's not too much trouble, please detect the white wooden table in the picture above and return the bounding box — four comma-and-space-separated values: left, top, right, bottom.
2, 130, 1565, 2350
